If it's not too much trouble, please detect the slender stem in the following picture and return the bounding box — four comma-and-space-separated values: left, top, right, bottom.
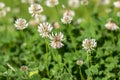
86, 53, 90, 78
55, 50, 60, 67
86, 52, 92, 78
21, 30, 26, 42
79, 67, 85, 80
89, 52, 92, 67
45, 38, 50, 77
64, 64, 73, 78
7, 63, 15, 72
23, 72, 28, 79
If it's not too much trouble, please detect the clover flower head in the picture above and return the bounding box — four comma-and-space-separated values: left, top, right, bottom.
52, 21, 60, 29
76, 60, 84, 66
0, 2, 5, 9
14, 18, 28, 30
61, 15, 72, 24
63, 9, 75, 18
46, 0, 59, 7
82, 38, 97, 53
114, 0, 120, 8
49, 32, 64, 49
80, 0, 89, 5
0, 10, 6, 17
68, 0, 80, 8
105, 20, 119, 31
100, 0, 110, 5
20, 65, 28, 72
29, 3, 43, 17
35, 14, 47, 22
38, 22, 53, 38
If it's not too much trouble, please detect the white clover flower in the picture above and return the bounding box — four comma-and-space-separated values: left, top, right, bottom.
68, 0, 80, 8
13, 8, 20, 14
49, 32, 64, 49
29, 19, 39, 26
38, 22, 53, 38
0, 2, 5, 9
76, 60, 84, 66
117, 11, 120, 17
63, 10, 75, 18
100, 0, 110, 5
21, 0, 37, 4
80, 0, 89, 5
21, 0, 28, 3
52, 21, 60, 29
74, 18, 84, 25
114, 0, 120, 8
105, 20, 119, 31
3, 7, 11, 13
0, 2, 10, 17
35, 14, 47, 22
105, 8, 112, 13
0, 10, 6, 17
45, 0, 59, 7
14, 18, 28, 30
29, 3, 43, 17
82, 38, 97, 53
61, 15, 72, 24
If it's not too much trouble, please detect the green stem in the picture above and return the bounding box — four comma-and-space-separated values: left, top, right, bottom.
64, 64, 73, 78
20, 30, 27, 42
89, 53, 92, 67
86, 53, 92, 78
45, 38, 50, 77
79, 67, 85, 80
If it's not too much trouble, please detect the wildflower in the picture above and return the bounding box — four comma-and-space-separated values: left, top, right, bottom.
73, 18, 84, 25
52, 21, 60, 29
21, 0, 28, 3
20, 65, 28, 71
105, 8, 112, 13
68, 0, 80, 8
76, 60, 84, 66
80, 0, 89, 5
100, 0, 110, 5
117, 11, 120, 17
14, 18, 28, 30
45, 0, 59, 7
114, 0, 120, 8
105, 20, 119, 30
0, 2, 10, 17
21, 0, 37, 4
61, 15, 72, 24
82, 38, 97, 53
35, 14, 47, 23
0, 10, 6, 17
38, 22, 53, 38
0, 2, 5, 9
3, 7, 11, 12
29, 19, 39, 26
49, 32, 64, 49
13, 8, 20, 14
63, 9, 75, 18
29, 3, 43, 17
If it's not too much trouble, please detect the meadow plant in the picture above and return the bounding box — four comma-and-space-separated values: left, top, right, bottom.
0, 0, 120, 80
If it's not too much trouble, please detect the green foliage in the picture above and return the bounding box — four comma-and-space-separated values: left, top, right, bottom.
0, 0, 120, 80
